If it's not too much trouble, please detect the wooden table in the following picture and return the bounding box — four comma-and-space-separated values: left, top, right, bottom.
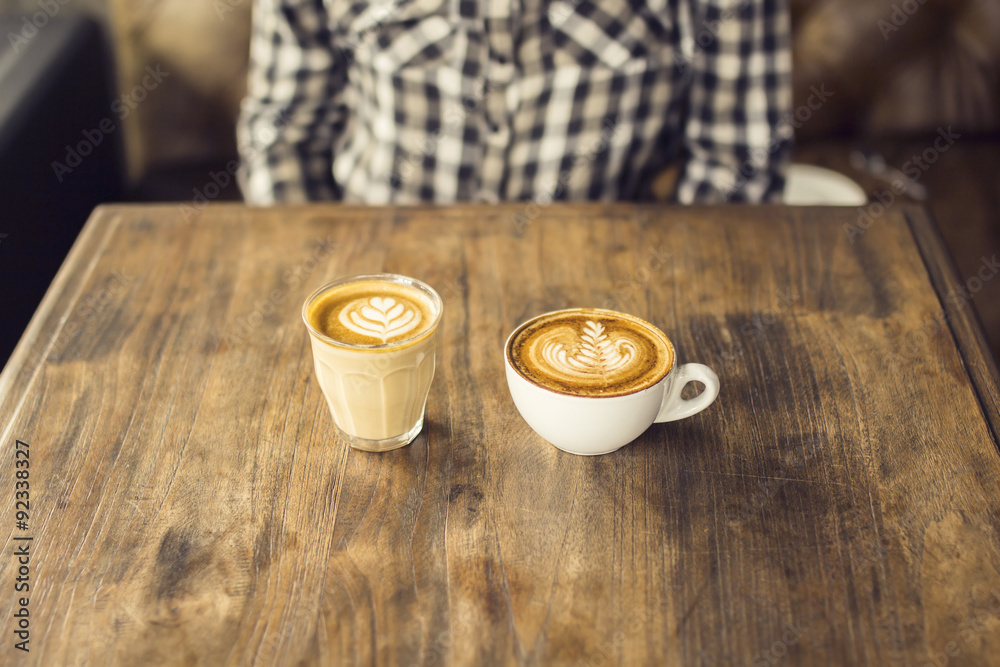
1, 203, 999, 666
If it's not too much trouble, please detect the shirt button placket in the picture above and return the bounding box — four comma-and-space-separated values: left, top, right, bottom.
479, 0, 515, 201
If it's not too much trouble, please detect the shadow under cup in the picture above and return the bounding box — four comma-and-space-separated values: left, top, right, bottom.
302, 274, 443, 452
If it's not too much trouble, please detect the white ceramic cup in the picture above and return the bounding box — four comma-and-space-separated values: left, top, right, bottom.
504, 309, 720, 455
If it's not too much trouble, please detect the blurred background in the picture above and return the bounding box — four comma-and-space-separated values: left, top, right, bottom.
1, 0, 998, 369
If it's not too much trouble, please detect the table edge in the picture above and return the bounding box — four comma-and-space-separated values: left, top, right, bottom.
904, 204, 1000, 454
0, 205, 119, 403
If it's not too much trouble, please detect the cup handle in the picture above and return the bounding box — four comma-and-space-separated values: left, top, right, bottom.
654, 363, 720, 423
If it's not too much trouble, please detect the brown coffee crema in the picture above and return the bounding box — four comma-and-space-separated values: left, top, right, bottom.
508, 309, 674, 397
306, 279, 437, 346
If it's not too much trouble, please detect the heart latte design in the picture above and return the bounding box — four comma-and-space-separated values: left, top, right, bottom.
540, 321, 638, 378
338, 296, 421, 343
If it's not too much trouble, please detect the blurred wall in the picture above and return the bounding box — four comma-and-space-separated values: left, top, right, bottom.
0, 0, 107, 20
791, 0, 1000, 137
104, 0, 250, 181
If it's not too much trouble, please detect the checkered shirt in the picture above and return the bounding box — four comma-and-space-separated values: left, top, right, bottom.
238, 0, 793, 204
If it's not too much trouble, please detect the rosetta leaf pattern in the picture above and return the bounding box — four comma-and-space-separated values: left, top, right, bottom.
339, 296, 421, 343
540, 320, 637, 378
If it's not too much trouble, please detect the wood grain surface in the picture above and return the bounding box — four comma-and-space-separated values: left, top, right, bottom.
1, 203, 999, 666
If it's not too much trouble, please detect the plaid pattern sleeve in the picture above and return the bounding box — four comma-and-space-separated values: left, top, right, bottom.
676, 0, 793, 203
237, 0, 346, 203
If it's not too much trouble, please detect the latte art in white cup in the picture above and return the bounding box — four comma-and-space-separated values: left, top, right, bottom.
505, 308, 720, 455
507, 309, 673, 398
303, 274, 443, 452
542, 320, 637, 374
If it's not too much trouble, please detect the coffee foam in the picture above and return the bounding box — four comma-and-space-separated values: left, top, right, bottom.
508, 309, 673, 397
306, 279, 438, 346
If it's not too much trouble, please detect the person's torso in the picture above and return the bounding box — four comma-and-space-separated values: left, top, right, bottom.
327, 0, 696, 204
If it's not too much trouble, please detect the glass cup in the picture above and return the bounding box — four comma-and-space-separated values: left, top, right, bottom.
302, 274, 443, 452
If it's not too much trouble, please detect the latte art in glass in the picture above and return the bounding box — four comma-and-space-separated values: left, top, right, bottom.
338, 296, 422, 343
306, 279, 436, 346
508, 309, 674, 398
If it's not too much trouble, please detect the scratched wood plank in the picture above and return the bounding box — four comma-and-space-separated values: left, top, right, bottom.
0, 202, 998, 666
